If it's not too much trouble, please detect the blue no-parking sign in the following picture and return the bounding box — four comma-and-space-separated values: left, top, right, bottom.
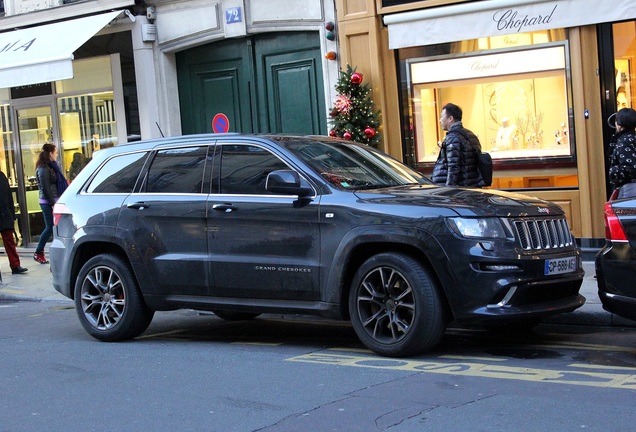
212, 113, 230, 133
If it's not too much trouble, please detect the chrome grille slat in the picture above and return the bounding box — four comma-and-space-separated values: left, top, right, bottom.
513, 218, 573, 250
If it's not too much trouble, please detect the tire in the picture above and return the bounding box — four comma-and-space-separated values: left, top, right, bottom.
74, 254, 154, 342
212, 311, 261, 321
349, 253, 446, 357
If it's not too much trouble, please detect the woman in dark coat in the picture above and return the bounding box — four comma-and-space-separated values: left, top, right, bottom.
608, 107, 636, 190
34, 143, 68, 264
0, 170, 27, 274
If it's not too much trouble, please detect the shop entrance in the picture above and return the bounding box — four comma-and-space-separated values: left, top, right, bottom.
176, 32, 326, 135
598, 20, 636, 198
12, 104, 55, 247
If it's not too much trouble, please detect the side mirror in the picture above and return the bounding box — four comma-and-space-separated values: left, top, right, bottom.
266, 170, 313, 197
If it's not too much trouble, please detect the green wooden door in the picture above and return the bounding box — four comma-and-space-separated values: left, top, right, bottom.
177, 38, 254, 134
177, 32, 326, 135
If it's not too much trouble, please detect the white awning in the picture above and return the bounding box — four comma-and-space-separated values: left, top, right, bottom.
0, 10, 122, 88
385, 0, 636, 49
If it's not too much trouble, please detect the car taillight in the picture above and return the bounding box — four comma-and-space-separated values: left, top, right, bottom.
604, 201, 628, 241
53, 202, 70, 226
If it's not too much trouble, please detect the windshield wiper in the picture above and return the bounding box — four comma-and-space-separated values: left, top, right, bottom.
352, 184, 394, 191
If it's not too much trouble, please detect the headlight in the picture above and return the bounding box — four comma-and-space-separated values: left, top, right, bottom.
446, 217, 506, 239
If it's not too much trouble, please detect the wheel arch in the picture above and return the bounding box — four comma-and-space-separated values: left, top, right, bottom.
68, 239, 151, 300
325, 228, 455, 322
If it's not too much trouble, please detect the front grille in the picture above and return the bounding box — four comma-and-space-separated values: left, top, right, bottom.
513, 217, 574, 250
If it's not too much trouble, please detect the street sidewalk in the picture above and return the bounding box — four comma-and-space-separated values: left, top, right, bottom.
1, 248, 634, 328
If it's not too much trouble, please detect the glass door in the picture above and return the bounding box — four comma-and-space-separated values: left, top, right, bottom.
599, 20, 636, 198
14, 105, 54, 247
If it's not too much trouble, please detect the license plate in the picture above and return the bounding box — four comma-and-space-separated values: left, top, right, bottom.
544, 256, 577, 275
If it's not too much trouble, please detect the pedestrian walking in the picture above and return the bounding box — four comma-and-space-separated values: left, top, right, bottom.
608, 107, 636, 190
34, 143, 68, 264
431, 102, 485, 187
0, 170, 28, 275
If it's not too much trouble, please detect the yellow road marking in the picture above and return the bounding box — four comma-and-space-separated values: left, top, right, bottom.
0, 289, 24, 294
286, 352, 636, 390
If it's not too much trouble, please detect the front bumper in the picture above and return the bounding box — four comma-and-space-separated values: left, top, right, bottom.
437, 237, 585, 325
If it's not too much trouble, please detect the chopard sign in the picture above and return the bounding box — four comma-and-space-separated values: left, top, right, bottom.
493, 5, 558, 33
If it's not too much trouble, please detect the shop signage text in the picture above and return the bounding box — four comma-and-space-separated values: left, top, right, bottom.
410, 46, 565, 84
493, 5, 558, 34
0, 38, 36, 54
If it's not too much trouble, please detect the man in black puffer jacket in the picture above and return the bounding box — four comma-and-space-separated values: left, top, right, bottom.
431, 103, 485, 187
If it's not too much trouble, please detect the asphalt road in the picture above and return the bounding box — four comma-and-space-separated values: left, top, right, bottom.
1, 300, 635, 432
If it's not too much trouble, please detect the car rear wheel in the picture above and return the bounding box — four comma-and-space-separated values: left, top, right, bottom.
212, 311, 261, 321
349, 253, 446, 357
74, 254, 154, 341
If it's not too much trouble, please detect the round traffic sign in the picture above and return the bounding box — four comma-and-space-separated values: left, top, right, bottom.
212, 113, 230, 133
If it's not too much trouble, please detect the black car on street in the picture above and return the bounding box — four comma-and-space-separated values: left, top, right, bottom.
51, 134, 585, 357
596, 183, 636, 321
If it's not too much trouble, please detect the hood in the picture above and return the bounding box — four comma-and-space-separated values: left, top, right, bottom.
353, 185, 564, 218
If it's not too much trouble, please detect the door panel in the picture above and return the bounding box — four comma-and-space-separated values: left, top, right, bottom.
177, 39, 253, 134
177, 32, 325, 135
255, 33, 326, 134
118, 146, 212, 296
207, 142, 321, 300
15, 105, 53, 246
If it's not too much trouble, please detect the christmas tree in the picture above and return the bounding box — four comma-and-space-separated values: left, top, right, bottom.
328, 65, 381, 147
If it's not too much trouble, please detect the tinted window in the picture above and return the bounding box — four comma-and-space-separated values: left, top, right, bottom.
145, 146, 209, 194
216, 144, 288, 195
86, 152, 148, 193
276, 138, 431, 189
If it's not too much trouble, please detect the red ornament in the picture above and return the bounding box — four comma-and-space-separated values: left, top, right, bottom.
364, 127, 376, 138
343, 131, 352, 140
351, 72, 363, 85
329, 129, 337, 137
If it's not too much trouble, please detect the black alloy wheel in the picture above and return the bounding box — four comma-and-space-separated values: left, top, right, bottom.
74, 254, 154, 341
349, 252, 446, 357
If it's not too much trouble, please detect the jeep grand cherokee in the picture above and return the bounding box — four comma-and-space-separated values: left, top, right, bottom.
50, 134, 585, 357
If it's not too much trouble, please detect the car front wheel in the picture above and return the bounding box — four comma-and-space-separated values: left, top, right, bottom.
349, 253, 446, 357
74, 254, 154, 341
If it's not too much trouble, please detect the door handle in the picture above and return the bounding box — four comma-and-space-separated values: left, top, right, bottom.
127, 202, 149, 210
212, 203, 238, 213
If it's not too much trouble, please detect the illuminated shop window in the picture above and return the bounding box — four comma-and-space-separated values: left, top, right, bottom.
614, 22, 635, 110
400, 30, 578, 189
55, 56, 117, 180
410, 45, 571, 164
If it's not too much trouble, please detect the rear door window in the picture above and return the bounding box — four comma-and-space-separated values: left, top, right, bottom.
86, 152, 149, 193
144, 146, 210, 194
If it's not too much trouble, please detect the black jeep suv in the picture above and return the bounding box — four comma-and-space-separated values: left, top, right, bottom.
51, 134, 585, 357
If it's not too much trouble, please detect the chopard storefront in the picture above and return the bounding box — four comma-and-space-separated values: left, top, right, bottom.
335, 0, 636, 254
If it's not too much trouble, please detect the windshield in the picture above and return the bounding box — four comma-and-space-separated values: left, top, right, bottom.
275, 137, 432, 190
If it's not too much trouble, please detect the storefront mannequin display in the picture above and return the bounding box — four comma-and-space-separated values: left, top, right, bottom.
495, 117, 517, 150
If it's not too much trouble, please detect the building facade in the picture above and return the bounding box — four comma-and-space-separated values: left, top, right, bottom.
335, 0, 636, 255
0, 0, 339, 248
